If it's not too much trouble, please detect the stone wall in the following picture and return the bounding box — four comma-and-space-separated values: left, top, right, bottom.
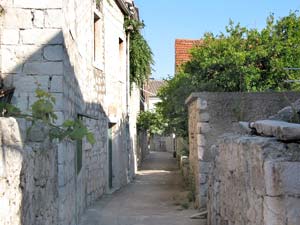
186, 92, 300, 208
208, 134, 300, 225
136, 130, 148, 168
150, 135, 174, 153
0, 0, 139, 224
0, 118, 58, 225
103, 0, 136, 189
61, 1, 109, 223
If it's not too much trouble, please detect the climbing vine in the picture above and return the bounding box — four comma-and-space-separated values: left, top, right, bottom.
124, 18, 154, 87
0, 86, 95, 144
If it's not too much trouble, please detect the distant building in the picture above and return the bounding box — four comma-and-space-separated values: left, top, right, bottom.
175, 39, 203, 72
145, 79, 166, 111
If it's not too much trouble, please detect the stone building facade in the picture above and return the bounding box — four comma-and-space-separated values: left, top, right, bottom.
0, 0, 141, 224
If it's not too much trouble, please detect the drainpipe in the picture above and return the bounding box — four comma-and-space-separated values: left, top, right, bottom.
0, 5, 4, 88
126, 32, 130, 118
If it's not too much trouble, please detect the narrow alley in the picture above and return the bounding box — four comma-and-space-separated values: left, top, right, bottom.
79, 152, 206, 225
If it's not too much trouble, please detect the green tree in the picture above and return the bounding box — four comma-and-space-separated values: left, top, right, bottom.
186, 12, 300, 92
156, 73, 197, 137
137, 110, 167, 136
158, 12, 300, 137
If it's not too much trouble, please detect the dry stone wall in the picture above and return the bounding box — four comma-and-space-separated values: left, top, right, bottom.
186, 92, 300, 208
208, 134, 300, 225
0, 118, 58, 225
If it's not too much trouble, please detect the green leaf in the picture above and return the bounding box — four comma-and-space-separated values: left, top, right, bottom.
86, 132, 96, 145
63, 120, 75, 127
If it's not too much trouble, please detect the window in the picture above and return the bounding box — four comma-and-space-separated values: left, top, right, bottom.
119, 38, 124, 73
94, 13, 101, 64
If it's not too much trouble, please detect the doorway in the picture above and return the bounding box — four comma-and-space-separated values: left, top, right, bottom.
108, 122, 116, 189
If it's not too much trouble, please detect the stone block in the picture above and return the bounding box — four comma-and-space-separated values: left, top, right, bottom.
11, 92, 30, 112
197, 146, 205, 160
199, 161, 211, 174
197, 134, 206, 147
0, 197, 10, 221
14, 74, 49, 92
45, 9, 62, 28
14, 0, 62, 9
197, 98, 207, 110
52, 93, 64, 111
21, 29, 63, 45
2, 45, 43, 63
27, 122, 49, 142
251, 120, 300, 141
1, 29, 19, 44
286, 197, 300, 225
21, 46, 44, 62
1, 48, 23, 73
2, 8, 33, 29
265, 161, 300, 196
23, 62, 63, 75
199, 174, 207, 184
50, 75, 63, 93
43, 45, 63, 61
199, 112, 210, 122
239, 121, 252, 133
32, 10, 44, 28
197, 122, 211, 134
0, 118, 23, 147
263, 197, 285, 225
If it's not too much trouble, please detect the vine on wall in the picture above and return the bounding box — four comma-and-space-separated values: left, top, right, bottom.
125, 18, 154, 87
0, 86, 95, 145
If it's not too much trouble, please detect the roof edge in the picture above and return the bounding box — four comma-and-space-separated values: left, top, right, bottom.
115, 0, 130, 16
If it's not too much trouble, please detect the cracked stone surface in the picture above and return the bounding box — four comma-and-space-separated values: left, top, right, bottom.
79, 151, 206, 225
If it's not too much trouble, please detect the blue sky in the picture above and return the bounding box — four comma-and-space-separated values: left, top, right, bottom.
134, 0, 300, 80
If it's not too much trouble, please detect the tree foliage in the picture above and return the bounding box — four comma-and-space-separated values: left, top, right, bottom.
125, 18, 154, 87
137, 110, 167, 136
156, 73, 196, 137
185, 12, 300, 92
158, 12, 300, 137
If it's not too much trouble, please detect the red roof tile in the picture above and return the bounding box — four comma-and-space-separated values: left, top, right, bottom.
175, 39, 203, 72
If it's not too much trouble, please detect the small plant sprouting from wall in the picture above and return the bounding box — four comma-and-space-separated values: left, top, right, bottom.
96, 0, 100, 8
0, 85, 95, 145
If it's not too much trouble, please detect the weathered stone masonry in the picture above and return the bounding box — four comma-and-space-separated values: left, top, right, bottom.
0, 118, 58, 225
186, 92, 300, 209
0, 0, 140, 224
208, 134, 300, 225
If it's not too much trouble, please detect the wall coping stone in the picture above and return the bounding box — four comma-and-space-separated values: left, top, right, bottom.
185, 92, 300, 106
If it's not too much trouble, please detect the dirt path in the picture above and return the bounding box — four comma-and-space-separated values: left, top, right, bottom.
79, 151, 206, 225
